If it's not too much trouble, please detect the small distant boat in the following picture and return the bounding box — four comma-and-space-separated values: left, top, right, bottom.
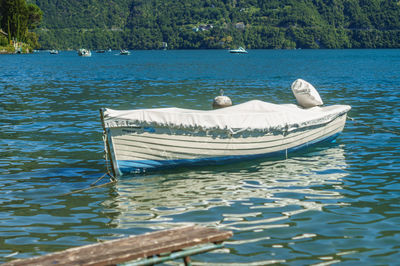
96, 50, 106, 53
78, 49, 91, 57
49, 49, 59, 54
120, 49, 130, 55
100, 79, 351, 177
229, 47, 248, 54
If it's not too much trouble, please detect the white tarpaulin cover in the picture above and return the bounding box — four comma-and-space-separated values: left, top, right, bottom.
103, 100, 351, 133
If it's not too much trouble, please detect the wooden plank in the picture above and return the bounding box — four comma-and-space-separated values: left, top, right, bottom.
127, 243, 225, 266
3, 225, 232, 266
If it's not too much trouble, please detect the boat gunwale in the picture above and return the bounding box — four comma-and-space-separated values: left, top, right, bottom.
102, 103, 351, 136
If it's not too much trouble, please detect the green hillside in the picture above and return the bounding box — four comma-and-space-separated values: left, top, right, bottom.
31, 0, 400, 50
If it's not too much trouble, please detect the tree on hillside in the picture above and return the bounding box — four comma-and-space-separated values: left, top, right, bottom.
0, 0, 42, 47
26, 3, 43, 30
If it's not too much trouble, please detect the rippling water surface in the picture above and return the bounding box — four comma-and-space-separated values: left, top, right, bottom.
1, 50, 399, 264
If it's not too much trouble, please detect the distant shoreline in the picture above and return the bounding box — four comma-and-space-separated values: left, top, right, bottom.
0, 45, 32, 54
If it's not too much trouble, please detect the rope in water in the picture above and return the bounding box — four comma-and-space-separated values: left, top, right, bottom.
60, 171, 116, 197
60, 133, 117, 197
348, 116, 400, 135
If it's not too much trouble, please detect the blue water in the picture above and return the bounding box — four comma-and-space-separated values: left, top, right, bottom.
1, 49, 399, 265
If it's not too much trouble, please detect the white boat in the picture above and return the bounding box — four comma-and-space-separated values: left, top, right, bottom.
120, 49, 130, 55
49, 49, 59, 54
100, 80, 351, 177
229, 47, 248, 53
78, 48, 91, 57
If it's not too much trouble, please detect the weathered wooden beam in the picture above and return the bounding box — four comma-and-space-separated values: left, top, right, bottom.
3, 225, 232, 266
125, 243, 225, 266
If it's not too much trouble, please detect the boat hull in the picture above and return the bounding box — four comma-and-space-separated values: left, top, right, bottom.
229, 50, 247, 54
104, 113, 348, 176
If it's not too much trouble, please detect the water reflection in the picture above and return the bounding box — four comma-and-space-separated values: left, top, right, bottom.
101, 145, 348, 263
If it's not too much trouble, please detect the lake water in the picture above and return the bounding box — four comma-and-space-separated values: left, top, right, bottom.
1, 49, 399, 265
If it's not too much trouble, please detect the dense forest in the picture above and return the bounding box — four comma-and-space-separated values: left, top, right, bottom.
30, 0, 400, 50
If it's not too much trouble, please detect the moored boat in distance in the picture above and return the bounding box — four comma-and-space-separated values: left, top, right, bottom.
100, 79, 351, 177
229, 47, 248, 53
49, 49, 59, 54
120, 49, 130, 55
78, 48, 91, 57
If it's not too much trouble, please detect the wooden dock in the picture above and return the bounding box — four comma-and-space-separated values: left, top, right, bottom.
3, 225, 232, 266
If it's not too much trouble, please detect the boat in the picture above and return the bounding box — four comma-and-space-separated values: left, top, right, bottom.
229, 47, 248, 53
100, 79, 351, 177
49, 49, 59, 54
96, 49, 106, 53
120, 49, 130, 55
78, 48, 91, 57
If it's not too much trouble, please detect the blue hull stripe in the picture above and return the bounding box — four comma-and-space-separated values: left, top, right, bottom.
116, 132, 341, 175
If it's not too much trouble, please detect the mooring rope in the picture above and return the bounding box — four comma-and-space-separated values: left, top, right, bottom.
90, 171, 116, 186
102, 133, 114, 176
60, 177, 117, 197
60, 134, 117, 197
348, 116, 400, 135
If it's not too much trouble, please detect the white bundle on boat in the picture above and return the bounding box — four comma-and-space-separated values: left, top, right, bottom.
291, 79, 323, 108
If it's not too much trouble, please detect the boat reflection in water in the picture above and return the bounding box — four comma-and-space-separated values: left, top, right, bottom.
102, 145, 348, 264
105, 144, 348, 228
